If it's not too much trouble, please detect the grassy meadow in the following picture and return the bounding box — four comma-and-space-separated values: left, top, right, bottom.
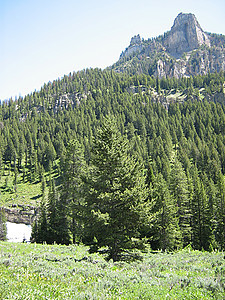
0, 242, 224, 299
0, 163, 60, 208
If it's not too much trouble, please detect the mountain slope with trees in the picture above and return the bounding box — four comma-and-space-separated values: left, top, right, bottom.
0, 13, 225, 257
0, 67, 224, 256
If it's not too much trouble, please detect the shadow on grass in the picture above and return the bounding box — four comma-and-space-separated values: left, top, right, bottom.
98, 248, 144, 262
118, 251, 144, 262
1, 186, 13, 193
30, 194, 42, 200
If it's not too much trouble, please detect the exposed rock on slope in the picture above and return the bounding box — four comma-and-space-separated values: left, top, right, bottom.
112, 13, 225, 78
3, 205, 37, 225
164, 13, 210, 57
124, 34, 143, 57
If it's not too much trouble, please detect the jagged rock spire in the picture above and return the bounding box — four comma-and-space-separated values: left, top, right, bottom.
164, 13, 210, 57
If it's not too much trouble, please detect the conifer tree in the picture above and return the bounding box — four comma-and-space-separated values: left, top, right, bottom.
84, 117, 148, 261
46, 179, 59, 243
31, 174, 48, 243
32, 178, 70, 245
31, 197, 48, 243
191, 166, 213, 250
169, 158, 192, 246
152, 173, 182, 250
60, 139, 87, 243
0, 208, 6, 241
215, 172, 225, 250
54, 193, 71, 245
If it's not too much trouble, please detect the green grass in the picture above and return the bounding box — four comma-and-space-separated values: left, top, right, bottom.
0, 164, 40, 208
0, 163, 59, 208
166, 90, 187, 103
0, 174, 42, 207
0, 242, 224, 299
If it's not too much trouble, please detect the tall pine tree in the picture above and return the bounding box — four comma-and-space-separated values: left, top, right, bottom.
169, 157, 192, 246
151, 173, 182, 250
84, 117, 148, 261
60, 139, 87, 243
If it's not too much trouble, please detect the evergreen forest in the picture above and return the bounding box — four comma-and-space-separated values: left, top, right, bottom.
0, 69, 225, 260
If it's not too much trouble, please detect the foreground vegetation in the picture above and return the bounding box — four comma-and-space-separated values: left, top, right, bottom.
0, 242, 224, 300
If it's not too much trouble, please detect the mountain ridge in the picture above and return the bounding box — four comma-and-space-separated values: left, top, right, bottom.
111, 13, 225, 78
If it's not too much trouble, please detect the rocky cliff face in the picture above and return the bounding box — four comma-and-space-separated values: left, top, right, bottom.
2, 205, 37, 225
164, 13, 210, 57
113, 13, 225, 78
120, 34, 143, 58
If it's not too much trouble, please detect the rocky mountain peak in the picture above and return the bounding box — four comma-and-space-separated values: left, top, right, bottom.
130, 34, 142, 46
120, 34, 143, 58
164, 13, 210, 57
115, 13, 225, 78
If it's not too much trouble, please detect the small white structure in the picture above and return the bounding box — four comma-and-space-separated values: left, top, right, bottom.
6, 222, 31, 242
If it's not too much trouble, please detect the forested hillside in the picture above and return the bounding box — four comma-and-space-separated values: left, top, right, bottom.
0, 68, 225, 257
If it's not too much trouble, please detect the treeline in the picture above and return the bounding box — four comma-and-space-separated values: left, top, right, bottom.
0, 69, 225, 254
0, 69, 224, 174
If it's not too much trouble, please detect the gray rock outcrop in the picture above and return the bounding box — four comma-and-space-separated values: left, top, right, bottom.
113, 13, 225, 79
2, 205, 37, 225
120, 34, 143, 58
164, 13, 210, 57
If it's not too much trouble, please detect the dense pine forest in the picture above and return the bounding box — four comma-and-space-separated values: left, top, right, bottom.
0, 68, 225, 259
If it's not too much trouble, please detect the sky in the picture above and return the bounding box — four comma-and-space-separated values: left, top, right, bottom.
1, 0, 225, 101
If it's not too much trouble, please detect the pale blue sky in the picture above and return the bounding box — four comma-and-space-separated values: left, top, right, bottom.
1, 0, 225, 100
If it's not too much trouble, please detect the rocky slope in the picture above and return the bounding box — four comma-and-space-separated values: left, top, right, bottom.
3, 205, 37, 225
111, 13, 225, 78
